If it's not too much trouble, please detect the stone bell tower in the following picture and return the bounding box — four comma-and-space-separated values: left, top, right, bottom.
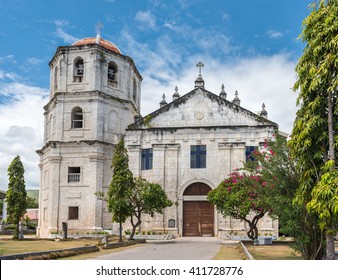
37, 34, 142, 237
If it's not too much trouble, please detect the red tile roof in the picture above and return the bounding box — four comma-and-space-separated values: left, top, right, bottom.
25, 209, 39, 220
73, 37, 122, 54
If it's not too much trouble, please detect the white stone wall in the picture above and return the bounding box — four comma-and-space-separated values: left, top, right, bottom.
125, 89, 278, 238
38, 43, 142, 238
37, 142, 115, 237
44, 92, 136, 144
49, 45, 141, 110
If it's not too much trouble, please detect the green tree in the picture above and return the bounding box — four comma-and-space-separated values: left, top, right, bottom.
289, 0, 338, 259
108, 138, 134, 242
26, 196, 38, 208
307, 160, 338, 259
208, 171, 272, 243
128, 178, 173, 240
6, 156, 27, 239
245, 136, 325, 259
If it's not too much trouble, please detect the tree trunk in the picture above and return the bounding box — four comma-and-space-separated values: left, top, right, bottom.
325, 231, 335, 260
327, 90, 334, 163
326, 90, 335, 260
118, 219, 123, 242
129, 215, 142, 240
246, 222, 258, 242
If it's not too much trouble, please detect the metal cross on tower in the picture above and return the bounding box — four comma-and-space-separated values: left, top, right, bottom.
196, 62, 204, 76
96, 22, 103, 35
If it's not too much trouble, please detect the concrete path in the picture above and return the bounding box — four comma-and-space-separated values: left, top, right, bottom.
90, 237, 224, 260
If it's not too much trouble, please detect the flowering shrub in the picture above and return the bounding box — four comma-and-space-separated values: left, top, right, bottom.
208, 171, 273, 241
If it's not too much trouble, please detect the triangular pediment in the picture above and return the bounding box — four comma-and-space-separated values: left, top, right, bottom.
129, 88, 278, 130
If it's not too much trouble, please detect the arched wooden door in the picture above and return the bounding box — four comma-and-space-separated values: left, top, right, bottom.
183, 182, 214, 237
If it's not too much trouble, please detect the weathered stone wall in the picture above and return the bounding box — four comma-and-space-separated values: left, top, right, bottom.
38, 42, 141, 238
125, 89, 278, 238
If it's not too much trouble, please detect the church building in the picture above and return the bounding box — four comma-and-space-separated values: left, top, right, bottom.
37, 35, 279, 238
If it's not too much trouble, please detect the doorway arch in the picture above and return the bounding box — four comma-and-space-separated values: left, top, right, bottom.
183, 182, 214, 237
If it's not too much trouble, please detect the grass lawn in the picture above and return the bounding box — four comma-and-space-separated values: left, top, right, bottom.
212, 243, 248, 260
0, 235, 120, 256
244, 242, 302, 260
62, 243, 145, 260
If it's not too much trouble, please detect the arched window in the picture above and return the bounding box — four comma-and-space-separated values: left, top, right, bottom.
74, 57, 84, 82
71, 107, 83, 129
133, 78, 137, 102
108, 62, 118, 87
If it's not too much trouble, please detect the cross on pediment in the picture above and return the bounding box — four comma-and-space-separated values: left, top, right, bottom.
196, 62, 204, 76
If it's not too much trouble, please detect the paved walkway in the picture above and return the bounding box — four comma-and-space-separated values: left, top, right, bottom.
90, 237, 225, 260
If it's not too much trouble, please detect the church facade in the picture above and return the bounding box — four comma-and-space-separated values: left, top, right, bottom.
37, 36, 279, 238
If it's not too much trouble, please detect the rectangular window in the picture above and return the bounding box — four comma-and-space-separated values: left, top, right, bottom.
245, 146, 258, 162
141, 148, 153, 170
68, 167, 80, 183
191, 145, 206, 168
68, 206, 79, 220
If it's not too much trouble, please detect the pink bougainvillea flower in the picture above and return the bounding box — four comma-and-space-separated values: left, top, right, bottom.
227, 187, 232, 191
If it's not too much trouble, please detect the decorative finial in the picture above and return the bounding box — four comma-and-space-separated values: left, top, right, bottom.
260, 103, 268, 118
219, 84, 227, 99
160, 93, 167, 107
232, 90, 241, 106
172, 86, 180, 101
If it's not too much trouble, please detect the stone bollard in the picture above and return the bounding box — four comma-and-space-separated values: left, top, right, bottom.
101, 236, 108, 245
18, 221, 24, 239
62, 222, 68, 239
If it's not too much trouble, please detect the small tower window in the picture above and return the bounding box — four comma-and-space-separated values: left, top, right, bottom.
68, 167, 81, 183
71, 107, 83, 129
108, 62, 118, 87
74, 57, 84, 82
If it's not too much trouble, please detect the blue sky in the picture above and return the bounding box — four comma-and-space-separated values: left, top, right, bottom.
0, 0, 311, 189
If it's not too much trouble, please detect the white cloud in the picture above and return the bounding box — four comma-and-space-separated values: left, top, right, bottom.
0, 55, 16, 64
221, 12, 230, 21
0, 82, 48, 190
134, 11, 157, 30
177, 0, 193, 9
0, 69, 17, 80
54, 19, 79, 44
267, 30, 284, 39
27, 57, 43, 65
